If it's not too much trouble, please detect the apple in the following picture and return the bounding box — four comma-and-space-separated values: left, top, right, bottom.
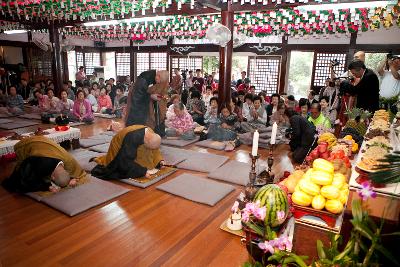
318, 143, 328, 153
310, 149, 319, 159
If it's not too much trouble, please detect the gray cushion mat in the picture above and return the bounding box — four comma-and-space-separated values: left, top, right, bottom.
100, 131, 116, 136
161, 136, 200, 147
79, 137, 110, 148
0, 118, 13, 124
26, 176, 130, 216
0, 120, 40, 129
94, 113, 116, 119
18, 113, 42, 120
207, 160, 267, 186
88, 135, 113, 142
160, 145, 192, 165
69, 122, 85, 127
195, 139, 226, 150
70, 149, 104, 172
89, 143, 110, 153
119, 168, 177, 188
156, 173, 235, 206
176, 151, 229, 173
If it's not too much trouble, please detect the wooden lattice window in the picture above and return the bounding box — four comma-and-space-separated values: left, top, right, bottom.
136, 52, 168, 77
248, 56, 281, 95
116, 53, 130, 76
84, 52, 101, 75
29, 47, 52, 80
136, 52, 150, 77
76, 52, 84, 69
150, 53, 168, 71
313, 53, 346, 86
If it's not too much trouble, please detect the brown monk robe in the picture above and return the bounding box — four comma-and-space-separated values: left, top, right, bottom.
146, 70, 169, 136
92, 125, 163, 180
2, 136, 86, 193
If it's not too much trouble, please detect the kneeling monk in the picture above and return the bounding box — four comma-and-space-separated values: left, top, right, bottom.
91, 125, 163, 180
2, 136, 86, 193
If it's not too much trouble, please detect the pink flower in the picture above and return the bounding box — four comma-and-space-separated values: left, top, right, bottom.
253, 206, 267, 221
231, 201, 239, 213
241, 211, 250, 223
276, 210, 286, 222
258, 240, 275, 254
357, 181, 377, 201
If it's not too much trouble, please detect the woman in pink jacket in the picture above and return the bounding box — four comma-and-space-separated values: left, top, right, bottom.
71, 90, 94, 124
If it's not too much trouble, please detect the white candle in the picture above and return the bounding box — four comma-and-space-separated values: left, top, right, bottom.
270, 122, 278, 145
252, 130, 259, 156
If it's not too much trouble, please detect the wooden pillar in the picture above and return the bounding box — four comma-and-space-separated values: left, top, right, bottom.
130, 39, 135, 80
49, 22, 62, 95
346, 32, 357, 66
217, 1, 233, 111
278, 35, 288, 95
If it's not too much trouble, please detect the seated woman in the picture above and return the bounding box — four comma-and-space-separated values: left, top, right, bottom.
298, 98, 309, 119
265, 93, 281, 125
187, 90, 206, 125
97, 88, 113, 114
91, 125, 163, 180
56, 90, 74, 115
84, 87, 98, 112
204, 97, 220, 126
2, 136, 85, 193
208, 106, 238, 142
113, 87, 126, 118
242, 93, 253, 121
71, 90, 94, 124
202, 86, 213, 108
46, 88, 60, 114
33, 89, 49, 113
269, 103, 290, 127
165, 102, 196, 140
241, 96, 268, 132
320, 96, 337, 127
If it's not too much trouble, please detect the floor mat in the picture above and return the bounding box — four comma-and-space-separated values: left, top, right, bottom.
0, 119, 13, 124
156, 173, 235, 206
89, 143, 110, 153
160, 145, 192, 166
100, 131, 116, 137
207, 160, 267, 186
195, 139, 226, 150
26, 176, 130, 216
0, 120, 40, 130
18, 113, 42, 120
79, 137, 110, 148
161, 136, 200, 147
176, 151, 229, 173
94, 113, 116, 119
119, 167, 177, 188
70, 149, 105, 172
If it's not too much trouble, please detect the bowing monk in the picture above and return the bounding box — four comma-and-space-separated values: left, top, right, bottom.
91, 125, 163, 180
2, 136, 86, 193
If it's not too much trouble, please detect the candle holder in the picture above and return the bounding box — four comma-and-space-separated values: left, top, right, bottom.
245, 153, 259, 201
267, 144, 275, 184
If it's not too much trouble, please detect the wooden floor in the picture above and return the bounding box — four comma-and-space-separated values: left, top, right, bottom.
0, 117, 295, 267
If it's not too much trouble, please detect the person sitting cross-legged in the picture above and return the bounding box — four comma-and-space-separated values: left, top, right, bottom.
2, 136, 86, 193
91, 125, 164, 180
187, 90, 206, 126
165, 102, 196, 140
56, 90, 74, 115
70, 90, 94, 124
0, 86, 24, 115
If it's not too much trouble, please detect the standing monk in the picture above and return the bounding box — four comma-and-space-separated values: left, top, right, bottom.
147, 70, 169, 136
125, 70, 156, 126
2, 136, 86, 193
91, 125, 163, 180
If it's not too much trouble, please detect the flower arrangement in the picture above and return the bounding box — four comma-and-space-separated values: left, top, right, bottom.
242, 182, 400, 267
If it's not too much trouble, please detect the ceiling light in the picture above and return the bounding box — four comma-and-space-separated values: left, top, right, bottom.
83, 20, 119, 27
83, 16, 174, 27
4, 30, 28, 34
124, 15, 173, 23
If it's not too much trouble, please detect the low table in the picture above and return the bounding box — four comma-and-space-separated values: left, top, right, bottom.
0, 127, 81, 156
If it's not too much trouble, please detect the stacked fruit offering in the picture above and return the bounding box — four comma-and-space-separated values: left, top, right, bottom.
291, 159, 349, 214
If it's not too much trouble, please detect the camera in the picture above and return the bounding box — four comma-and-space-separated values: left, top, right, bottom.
331, 59, 340, 67
387, 52, 399, 61
285, 128, 294, 139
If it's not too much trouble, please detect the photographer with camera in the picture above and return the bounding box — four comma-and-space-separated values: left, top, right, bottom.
347, 60, 380, 112
377, 53, 400, 108
284, 108, 316, 164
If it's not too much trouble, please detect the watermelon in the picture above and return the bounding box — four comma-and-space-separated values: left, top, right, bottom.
254, 184, 289, 227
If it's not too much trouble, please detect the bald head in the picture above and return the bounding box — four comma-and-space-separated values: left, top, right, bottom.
144, 130, 161, 150
354, 51, 365, 62
52, 165, 71, 188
